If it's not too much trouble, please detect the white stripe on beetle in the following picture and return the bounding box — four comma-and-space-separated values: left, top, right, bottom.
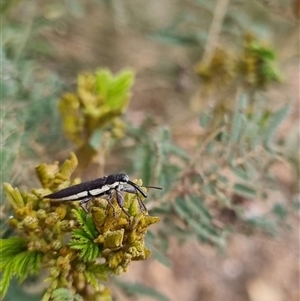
88, 182, 120, 196
58, 191, 88, 201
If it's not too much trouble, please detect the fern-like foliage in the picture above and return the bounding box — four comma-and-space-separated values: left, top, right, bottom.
0, 237, 42, 297
69, 209, 100, 262
83, 262, 108, 289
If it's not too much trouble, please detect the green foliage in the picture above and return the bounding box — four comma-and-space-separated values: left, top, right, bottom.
69, 209, 100, 262
130, 126, 188, 190
195, 35, 282, 94
1, 6, 65, 191
59, 69, 134, 170
125, 90, 297, 261
233, 183, 257, 198
263, 105, 289, 149
60, 69, 134, 147
2, 1, 297, 300
1, 154, 159, 300
0, 237, 42, 297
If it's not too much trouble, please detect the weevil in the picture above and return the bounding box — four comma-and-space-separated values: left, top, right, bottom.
44, 173, 162, 217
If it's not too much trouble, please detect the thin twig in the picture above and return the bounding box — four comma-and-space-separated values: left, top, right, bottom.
202, 0, 231, 64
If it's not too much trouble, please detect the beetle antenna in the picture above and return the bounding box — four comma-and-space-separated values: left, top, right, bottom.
127, 180, 148, 198
144, 185, 163, 190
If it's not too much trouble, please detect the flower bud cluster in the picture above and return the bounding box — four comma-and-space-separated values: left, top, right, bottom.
3, 153, 159, 300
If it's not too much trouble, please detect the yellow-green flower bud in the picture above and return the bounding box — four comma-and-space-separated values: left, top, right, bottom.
51, 240, 62, 251
37, 209, 47, 220
60, 220, 72, 231
38, 199, 51, 210
102, 229, 124, 249
107, 250, 124, 269
27, 241, 35, 251
56, 255, 71, 272
47, 259, 56, 267
23, 215, 39, 230
8, 217, 19, 228
15, 207, 31, 218
45, 212, 60, 225
114, 266, 124, 275
17, 222, 24, 230
43, 228, 54, 241
49, 267, 60, 278
91, 206, 107, 231
75, 263, 86, 273
74, 272, 85, 291
55, 206, 67, 220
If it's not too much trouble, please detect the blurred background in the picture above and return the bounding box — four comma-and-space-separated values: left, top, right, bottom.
2, 0, 299, 301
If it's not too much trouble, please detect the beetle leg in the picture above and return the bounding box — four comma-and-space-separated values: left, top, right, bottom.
136, 193, 148, 212
104, 190, 117, 218
116, 190, 130, 218
79, 197, 93, 213
120, 186, 148, 212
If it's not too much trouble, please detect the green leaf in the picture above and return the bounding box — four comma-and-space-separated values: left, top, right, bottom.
0, 260, 14, 298
233, 183, 256, 198
107, 70, 134, 107
244, 118, 260, 148
174, 197, 190, 220
14, 252, 33, 281
230, 94, 246, 143
188, 219, 225, 248
152, 31, 202, 46
69, 240, 99, 262
69, 213, 100, 262
134, 140, 155, 186
185, 196, 212, 225
226, 93, 247, 158
201, 183, 217, 196
199, 112, 211, 128
95, 69, 112, 96
263, 105, 289, 149
83, 270, 98, 289
0, 249, 41, 298
231, 166, 250, 181
86, 263, 107, 282
174, 197, 223, 247
246, 216, 277, 235
243, 159, 258, 179
72, 209, 98, 239
272, 203, 288, 220
15, 251, 42, 281
116, 281, 170, 301
0, 237, 27, 262
94, 69, 134, 111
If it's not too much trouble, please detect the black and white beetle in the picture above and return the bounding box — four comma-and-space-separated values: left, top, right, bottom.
44, 173, 162, 217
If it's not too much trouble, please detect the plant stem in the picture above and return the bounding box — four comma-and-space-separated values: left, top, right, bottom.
202, 0, 231, 65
